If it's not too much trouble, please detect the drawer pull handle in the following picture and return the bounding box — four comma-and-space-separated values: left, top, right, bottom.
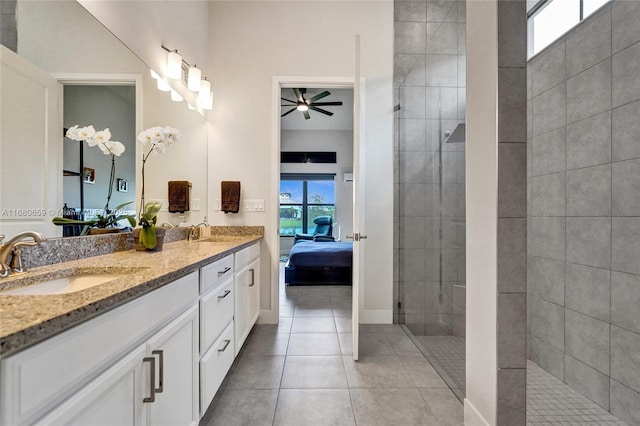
218, 267, 231, 277
143, 356, 156, 403
249, 268, 255, 287
218, 339, 231, 352
152, 350, 164, 393
218, 289, 231, 300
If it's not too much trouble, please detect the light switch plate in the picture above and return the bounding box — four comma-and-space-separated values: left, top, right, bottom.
244, 199, 265, 212
214, 199, 221, 211
192, 198, 201, 211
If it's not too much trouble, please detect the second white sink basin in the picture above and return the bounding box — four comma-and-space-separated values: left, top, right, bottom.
2, 274, 128, 296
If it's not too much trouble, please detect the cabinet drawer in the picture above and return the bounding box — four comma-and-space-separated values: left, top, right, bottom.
0, 272, 198, 426
199, 321, 234, 417
200, 278, 234, 355
200, 255, 234, 294
234, 243, 259, 271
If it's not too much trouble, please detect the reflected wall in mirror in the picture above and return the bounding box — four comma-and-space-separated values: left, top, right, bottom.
0, 0, 209, 238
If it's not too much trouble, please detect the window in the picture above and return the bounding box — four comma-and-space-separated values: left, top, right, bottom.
528, 0, 611, 58
280, 174, 335, 236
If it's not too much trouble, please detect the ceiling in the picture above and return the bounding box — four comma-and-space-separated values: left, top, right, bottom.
280, 88, 353, 131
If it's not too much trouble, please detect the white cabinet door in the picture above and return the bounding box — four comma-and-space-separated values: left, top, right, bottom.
36, 345, 147, 426
247, 258, 260, 329
146, 305, 199, 426
234, 265, 249, 355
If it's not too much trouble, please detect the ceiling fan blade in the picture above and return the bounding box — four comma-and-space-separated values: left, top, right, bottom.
309, 91, 331, 102
310, 106, 333, 116
281, 107, 297, 117
281, 97, 296, 104
293, 88, 303, 102
310, 101, 343, 106
303, 110, 311, 120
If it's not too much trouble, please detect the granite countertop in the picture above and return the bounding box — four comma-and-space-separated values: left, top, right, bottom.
0, 234, 262, 357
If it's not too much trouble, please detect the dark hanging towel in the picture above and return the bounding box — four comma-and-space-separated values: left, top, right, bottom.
221, 181, 241, 213
168, 181, 191, 213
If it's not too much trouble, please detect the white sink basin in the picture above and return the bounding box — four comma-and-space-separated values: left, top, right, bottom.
2, 274, 128, 296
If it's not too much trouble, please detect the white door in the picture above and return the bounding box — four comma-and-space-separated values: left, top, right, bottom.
0, 45, 61, 237
36, 345, 147, 426
146, 305, 199, 426
348, 35, 365, 361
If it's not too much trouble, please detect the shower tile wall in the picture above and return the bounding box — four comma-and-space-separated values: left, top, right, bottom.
394, 0, 467, 337
527, 2, 640, 425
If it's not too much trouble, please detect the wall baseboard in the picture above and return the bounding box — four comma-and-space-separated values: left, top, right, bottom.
360, 309, 392, 324
464, 399, 491, 426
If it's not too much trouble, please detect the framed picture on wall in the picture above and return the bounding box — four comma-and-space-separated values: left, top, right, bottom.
82, 167, 95, 184
117, 178, 128, 192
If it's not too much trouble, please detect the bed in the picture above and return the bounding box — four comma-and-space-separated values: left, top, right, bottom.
284, 241, 353, 286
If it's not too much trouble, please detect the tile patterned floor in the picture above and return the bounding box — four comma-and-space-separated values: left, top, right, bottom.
527, 361, 627, 426
405, 332, 629, 425
199, 271, 464, 426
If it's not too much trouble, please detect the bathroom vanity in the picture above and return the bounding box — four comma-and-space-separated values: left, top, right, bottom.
0, 233, 262, 425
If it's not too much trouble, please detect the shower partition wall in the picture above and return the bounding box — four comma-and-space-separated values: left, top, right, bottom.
393, 0, 467, 400
394, 0, 467, 339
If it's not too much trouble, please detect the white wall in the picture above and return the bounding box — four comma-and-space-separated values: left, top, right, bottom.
16, 0, 208, 226
207, 1, 394, 321
465, 0, 498, 424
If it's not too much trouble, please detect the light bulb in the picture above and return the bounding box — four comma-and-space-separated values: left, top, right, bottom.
199, 79, 211, 102
150, 69, 160, 80
297, 103, 309, 112
167, 51, 182, 80
170, 89, 183, 102
203, 91, 213, 110
187, 66, 201, 92
157, 78, 171, 92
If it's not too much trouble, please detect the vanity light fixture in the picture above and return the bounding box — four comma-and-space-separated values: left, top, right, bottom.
203, 91, 213, 111
199, 78, 211, 103
157, 77, 171, 92
170, 89, 184, 102
187, 66, 202, 92
167, 50, 183, 80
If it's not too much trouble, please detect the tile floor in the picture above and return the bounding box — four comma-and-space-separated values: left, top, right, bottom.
199, 271, 464, 426
405, 331, 629, 425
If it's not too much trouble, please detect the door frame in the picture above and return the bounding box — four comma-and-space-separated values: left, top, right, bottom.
268, 76, 364, 324
54, 73, 143, 216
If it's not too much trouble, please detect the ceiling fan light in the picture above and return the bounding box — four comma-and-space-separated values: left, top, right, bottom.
187, 66, 201, 92
296, 103, 309, 112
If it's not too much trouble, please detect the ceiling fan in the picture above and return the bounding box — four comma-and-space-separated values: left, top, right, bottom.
281, 88, 343, 120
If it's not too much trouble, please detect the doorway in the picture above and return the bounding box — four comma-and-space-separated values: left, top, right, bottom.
270, 76, 364, 361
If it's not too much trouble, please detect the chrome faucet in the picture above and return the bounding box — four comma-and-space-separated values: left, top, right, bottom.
0, 231, 47, 278
188, 222, 209, 241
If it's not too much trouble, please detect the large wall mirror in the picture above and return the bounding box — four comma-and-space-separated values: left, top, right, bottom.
0, 0, 208, 238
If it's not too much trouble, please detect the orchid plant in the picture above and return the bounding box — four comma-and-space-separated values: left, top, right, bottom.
135, 126, 180, 248
52, 125, 135, 234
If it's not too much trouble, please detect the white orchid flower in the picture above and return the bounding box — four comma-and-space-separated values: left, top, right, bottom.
137, 127, 162, 145
97, 143, 110, 155
106, 141, 126, 156
77, 125, 96, 141
66, 125, 80, 141
88, 128, 112, 147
